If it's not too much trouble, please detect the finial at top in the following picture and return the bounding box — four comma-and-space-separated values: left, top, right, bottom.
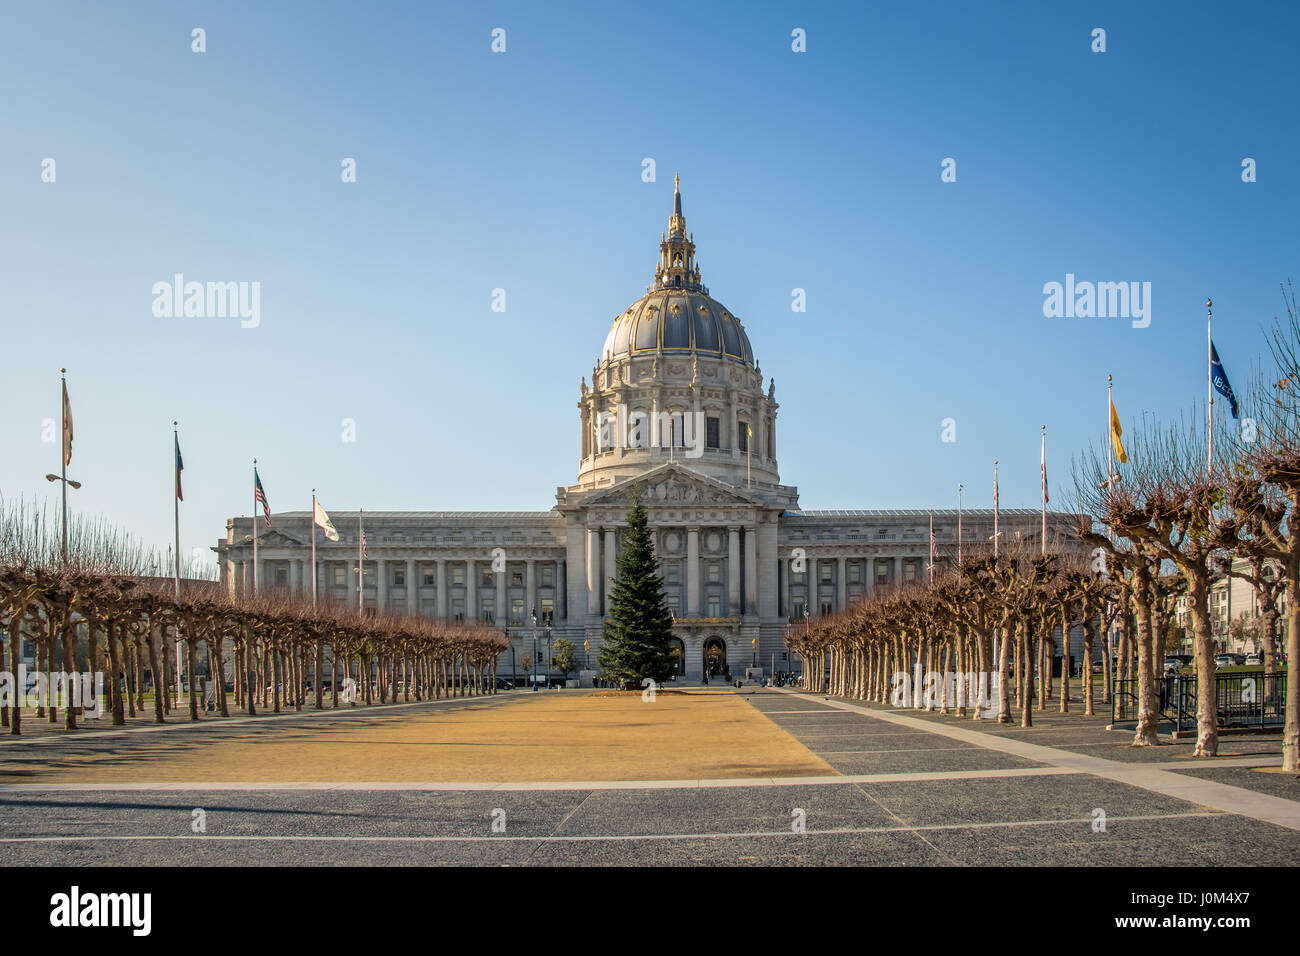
674, 172, 679, 191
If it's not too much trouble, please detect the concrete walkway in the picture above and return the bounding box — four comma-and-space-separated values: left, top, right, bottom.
785, 690, 1300, 832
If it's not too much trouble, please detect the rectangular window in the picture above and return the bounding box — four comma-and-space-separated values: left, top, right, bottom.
451, 565, 465, 586
511, 570, 524, 587
394, 567, 405, 587
821, 600, 834, 616
422, 567, 435, 586
792, 569, 805, 584
707, 562, 721, 584
333, 566, 345, 587
480, 594, 494, 623
275, 567, 288, 586
540, 597, 554, 623
510, 598, 525, 624
706, 416, 720, 449
793, 598, 807, 620
421, 599, 436, 616
480, 566, 493, 587
451, 597, 465, 620
540, 565, 555, 587
820, 563, 833, 583
848, 562, 862, 584
738, 423, 748, 453
665, 563, 681, 585
904, 562, 917, 582
706, 595, 721, 617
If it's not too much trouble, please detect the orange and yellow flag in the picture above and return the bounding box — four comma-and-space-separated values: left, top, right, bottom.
1110, 397, 1128, 464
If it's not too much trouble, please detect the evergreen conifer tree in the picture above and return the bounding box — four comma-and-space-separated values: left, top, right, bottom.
596, 491, 677, 685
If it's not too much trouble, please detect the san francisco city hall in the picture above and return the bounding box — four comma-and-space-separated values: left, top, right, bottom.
216, 179, 1074, 681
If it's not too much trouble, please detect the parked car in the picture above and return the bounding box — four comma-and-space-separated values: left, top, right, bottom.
1162, 658, 1182, 676
495, 679, 514, 690
1245, 653, 1263, 666
1213, 654, 1234, 668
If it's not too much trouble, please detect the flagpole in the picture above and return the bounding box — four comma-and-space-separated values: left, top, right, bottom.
311, 489, 318, 609
252, 459, 259, 599
1041, 425, 1048, 556
173, 421, 182, 705
993, 460, 999, 558
358, 508, 364, 615
956, 486, 967, 567
1107, 375, 1116, 487
1207, 298, 1214, 479
60, 369, 69, 565
928, 513, 934, 584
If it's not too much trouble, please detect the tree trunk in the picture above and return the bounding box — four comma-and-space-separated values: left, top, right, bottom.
1132, 564, 1160, 746
187, 638, 199, 721
1082, 615, 1096, 716
106, 620, 125, 726
1186, 572, 1219, 757
1019, 618, 1033, 728
1281, 514, 1299, 773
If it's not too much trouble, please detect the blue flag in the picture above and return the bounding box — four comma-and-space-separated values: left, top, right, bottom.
1210, 341, 1239, 420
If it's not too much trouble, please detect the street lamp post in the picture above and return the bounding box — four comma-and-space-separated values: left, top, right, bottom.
44, 469, 82, 565
531, 611, 538, 692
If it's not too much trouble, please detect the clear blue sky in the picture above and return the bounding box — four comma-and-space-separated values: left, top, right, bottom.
1, 1, 1296, 571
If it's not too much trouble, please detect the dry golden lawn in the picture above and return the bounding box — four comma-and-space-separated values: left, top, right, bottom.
2, 690, 835, 783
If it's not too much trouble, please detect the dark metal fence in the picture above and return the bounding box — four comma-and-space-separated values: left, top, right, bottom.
1111, 672, 1288, 733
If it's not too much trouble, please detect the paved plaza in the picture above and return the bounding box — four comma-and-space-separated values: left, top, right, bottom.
1, 688, 1297, 866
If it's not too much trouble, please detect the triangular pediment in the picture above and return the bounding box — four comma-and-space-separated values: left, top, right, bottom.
256, 528, 304, 548
578, 464, 763, 509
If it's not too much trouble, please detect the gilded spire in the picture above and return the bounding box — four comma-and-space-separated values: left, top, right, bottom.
650, 174, 705, 293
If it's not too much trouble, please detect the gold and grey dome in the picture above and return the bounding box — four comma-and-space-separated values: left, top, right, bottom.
599, 176, 755, 367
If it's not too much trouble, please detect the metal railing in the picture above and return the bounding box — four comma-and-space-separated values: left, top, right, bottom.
1112, 672, 1288, 733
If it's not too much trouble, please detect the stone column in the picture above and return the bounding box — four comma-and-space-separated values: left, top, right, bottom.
687, 528, 701, 616
759, 518, 779, 619
744, 528, 758, 616
837, 556, 847, 612
377, 557, 387, 610
466, 558, 477, 622
604, 529, 616, 614
435, 558, 447, 620
586, 529, 600, 618
727, 527, 741, 615
495, 567, 506, 625
235, 560, 245, 599
526, 560, 537, 620
407, 557, 418, 612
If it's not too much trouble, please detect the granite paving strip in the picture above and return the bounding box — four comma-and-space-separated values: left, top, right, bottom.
775, 690, 1300, 832
0, 765, 1081, 793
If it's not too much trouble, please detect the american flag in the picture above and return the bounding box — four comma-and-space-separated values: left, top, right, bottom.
253, 468, 271, 526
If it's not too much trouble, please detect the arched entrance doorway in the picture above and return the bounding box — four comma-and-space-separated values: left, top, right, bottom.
703, 638, 727, 677
668, 638, 685, 678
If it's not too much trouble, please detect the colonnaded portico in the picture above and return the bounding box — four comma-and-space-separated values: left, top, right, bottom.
215, 178, 1082, 681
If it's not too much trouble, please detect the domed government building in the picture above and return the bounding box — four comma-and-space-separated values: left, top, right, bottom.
216, 178, 1079, 682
